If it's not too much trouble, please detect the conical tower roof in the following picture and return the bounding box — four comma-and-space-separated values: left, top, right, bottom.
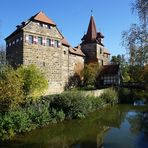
85, 15, 97, 42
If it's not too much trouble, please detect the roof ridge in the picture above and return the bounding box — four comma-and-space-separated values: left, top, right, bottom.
32, 11, 56, 26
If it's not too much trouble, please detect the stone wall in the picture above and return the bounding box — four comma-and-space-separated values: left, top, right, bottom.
61, 45, 69, 89
81, 43, 110, 65
96, 44, 110, 65
6, 32, 23, 67
23, 21, 63, 94
82, 89, 105, 97
6, 20, 85, 95
61, 45, 84, 89
81, 43, 97, 63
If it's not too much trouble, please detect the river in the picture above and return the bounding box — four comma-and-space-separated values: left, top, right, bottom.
1, 104, 148, 148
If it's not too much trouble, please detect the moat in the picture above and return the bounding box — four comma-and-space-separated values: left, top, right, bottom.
1, 104, 148, 148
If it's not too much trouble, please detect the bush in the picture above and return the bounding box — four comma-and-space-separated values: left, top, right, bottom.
26, 101, 52, 127
50, 91, 92, 119
0, 89, 116, 141
0, 113, 15, 140
82, 63, 101, 87
0, 66, 24, 112
10, 110, 31, 133
90, 96, 106, 111
100, 88, 118, 105
17, 64, 48, 99
118, 88, 133, 104
50, 109, 65, 123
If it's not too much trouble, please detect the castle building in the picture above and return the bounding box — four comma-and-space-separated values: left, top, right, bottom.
80, 15, 110, 65
5, 11, 116, 94
5, 11, 84, 94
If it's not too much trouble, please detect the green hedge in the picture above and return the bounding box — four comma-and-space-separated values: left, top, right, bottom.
0, 89, 118, 141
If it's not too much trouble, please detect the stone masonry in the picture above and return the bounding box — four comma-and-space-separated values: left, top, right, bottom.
6, 12, 84, 94
5, 12, 110, 94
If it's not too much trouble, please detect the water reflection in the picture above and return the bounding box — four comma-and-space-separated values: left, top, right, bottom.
1, 105, 148, 148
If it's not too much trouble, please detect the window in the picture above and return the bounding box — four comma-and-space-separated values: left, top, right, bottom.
43, 24, 48, 28
12, 41, 15, 45
64, 51, 66, 55
100, 48, 102, 54
40, 23, 43, 27
48, 25, 51, 29
29, 35, 33, 44
46, 38, 51, 46
16, 38, 20, 44
38, 37, 42, 45
54, 40, 59, 48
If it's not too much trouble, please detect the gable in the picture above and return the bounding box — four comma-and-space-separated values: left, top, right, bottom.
23, 21, 63, 39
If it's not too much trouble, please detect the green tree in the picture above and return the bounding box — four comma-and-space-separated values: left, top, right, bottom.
129, 65, 143, 82
0, 46, 6, 67
17, 64, 48, 99
132, 0, 148, 28
122, 0, 148, 67
111, 54, 123, 65
143, 64, 148, 89
111, 54, 130, 82
82, 63, 101, 87
0, 66, 24, 112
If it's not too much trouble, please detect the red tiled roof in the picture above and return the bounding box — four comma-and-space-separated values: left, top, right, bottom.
61, 38, 70, 47
69, 47, 85, 57
33, 11, 56, 26
5, 11, 56, 40
100, 64, 119, 75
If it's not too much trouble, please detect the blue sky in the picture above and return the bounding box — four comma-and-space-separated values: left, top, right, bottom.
0, 0, 138, 56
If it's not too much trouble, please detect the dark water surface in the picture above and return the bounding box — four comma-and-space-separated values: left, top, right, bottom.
1, 105, 148, 148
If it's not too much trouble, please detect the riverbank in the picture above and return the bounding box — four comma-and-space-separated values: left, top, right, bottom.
0, 88, 118, 141
1, 104, 148, 148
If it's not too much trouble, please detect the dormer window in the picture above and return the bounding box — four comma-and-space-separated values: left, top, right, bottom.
43, 24, 48, 28
48, 25, 51, 29
40, 23, 43, 27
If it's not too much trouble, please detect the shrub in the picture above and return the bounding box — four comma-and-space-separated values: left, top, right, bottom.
118, 88, 133, 104
65, 74, 82, 89
50, 91, 91, 119
17, 64, 48, 99
82, 63, 101, 87
90, 96, 106, 110
100, 88, 118, 105
0, 90, 114, 141
50, 109, 65, 123
8, 110, 31, 133
0, 66, 24, 112
0, 114, 15, 140
26, 101, 51, 127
